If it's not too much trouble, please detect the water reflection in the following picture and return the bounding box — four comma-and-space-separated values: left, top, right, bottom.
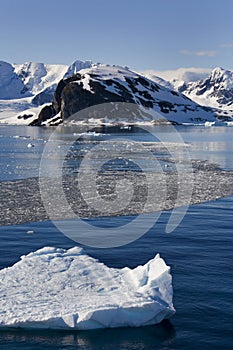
0, 320, 176, 350
190, 140, 233, 170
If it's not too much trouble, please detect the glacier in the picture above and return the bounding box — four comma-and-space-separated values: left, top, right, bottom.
0, 247, 175, 330
0, 60, 93, 124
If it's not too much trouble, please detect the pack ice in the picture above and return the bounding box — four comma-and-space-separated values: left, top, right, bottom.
0, 247, 175, 330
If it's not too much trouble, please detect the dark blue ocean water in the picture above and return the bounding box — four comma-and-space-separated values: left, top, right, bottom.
0, 197, 233, 349
0, 125, 233, 349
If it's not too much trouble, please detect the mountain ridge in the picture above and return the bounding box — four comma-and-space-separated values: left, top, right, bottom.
0, 59, 93, 100
31, 64, 217, 126
178, 67, 233, 110
0, 60, 232, 126
146, 66, 233, 113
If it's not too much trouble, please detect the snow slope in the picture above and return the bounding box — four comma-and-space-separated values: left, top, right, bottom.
63, 59, 93, 79
0, 61, 25, 99
143, 67, 211, 91
0, 247, 175, 330
0, 59, 93, 120
13, 62, 68, 96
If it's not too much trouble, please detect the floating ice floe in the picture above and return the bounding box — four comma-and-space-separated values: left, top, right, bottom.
204, 120, 226, 127
0, 247, 175, 330
27, 143, 34, 148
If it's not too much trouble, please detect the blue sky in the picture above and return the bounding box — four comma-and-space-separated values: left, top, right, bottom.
1, 0, 233, 71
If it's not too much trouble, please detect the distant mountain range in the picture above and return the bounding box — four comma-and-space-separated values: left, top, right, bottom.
0, 60, 233, 126
145, 67, 233, 112
0, 60, 92, 101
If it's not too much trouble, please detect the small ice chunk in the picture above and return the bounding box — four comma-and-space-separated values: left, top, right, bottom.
0, 247, 175, 330
27, 143, 34, 148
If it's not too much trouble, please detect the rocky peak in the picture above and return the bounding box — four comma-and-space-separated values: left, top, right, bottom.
208, 67, 233, 90
175, 67, 233, 110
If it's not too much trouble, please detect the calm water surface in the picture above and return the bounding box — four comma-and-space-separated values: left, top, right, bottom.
0, 125, 233, 349
1, 124, 233, 180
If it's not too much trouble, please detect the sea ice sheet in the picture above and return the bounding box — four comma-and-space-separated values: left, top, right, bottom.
0, 247, 175, 330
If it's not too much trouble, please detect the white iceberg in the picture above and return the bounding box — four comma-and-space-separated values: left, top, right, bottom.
0, 247, 175, 330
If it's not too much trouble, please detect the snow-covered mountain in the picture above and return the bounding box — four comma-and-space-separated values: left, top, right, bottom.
0, 61, 231, 126
28, 64, 218, 126
0, 61, 65, 99
177, 67, 233, 111
0, 60, 93, 120
146, 67, 233, 114
0, 60, 93, 99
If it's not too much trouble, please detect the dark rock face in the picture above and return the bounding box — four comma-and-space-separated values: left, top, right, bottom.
58, 71, 164, 122
60, 79, 135, 121
30, 104, 55, 126
36, 70, 160, 125
158, 101, 177, 114
53, 74, 82, 114
17, 113, 33, 120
